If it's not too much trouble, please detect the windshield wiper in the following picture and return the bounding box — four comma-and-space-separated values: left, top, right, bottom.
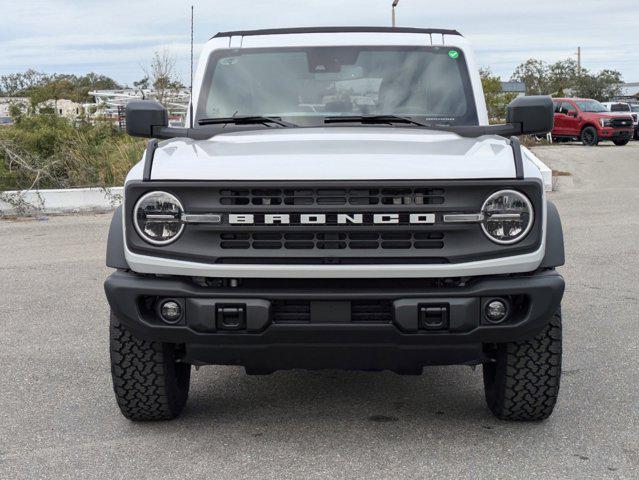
198, 116, 298, 127
323, 115, 430, 127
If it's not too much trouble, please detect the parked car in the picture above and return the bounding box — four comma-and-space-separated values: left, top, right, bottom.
105, 26, 565, 422
601, 101, 638, 140
552, 98, 634, 146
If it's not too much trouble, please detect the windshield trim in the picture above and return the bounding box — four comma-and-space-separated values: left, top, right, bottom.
195, 45, 479, 129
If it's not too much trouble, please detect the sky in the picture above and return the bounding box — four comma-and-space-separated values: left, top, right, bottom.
0, 0, 638, 86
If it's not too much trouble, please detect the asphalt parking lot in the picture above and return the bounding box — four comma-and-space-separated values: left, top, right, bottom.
1, 143, 638, 479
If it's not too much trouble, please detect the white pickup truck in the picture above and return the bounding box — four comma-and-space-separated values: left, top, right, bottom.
104, 27, 565, 422
601, 101, 639, 140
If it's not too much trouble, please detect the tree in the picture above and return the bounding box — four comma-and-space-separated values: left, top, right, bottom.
510, 59, 548, 95
27, 76, 76, 111
546, 59, 579, 96
480, 67, 516, 122
133, 76, 150, 90
143, 49, 184, 105
574, 69, 623, 101
1, 70, 121, 108
0, 70, 48, 96
74, 73, 120, 101
511, 58, 623, 101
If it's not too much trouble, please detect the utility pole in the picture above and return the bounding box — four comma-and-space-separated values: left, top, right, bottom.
392, 0, 399, 27
576, 46, 581, 76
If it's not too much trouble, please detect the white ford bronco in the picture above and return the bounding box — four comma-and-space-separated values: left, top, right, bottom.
105, 27, 565, 422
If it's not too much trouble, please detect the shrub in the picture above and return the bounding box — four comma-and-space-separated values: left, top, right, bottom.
0, 113, 145, 190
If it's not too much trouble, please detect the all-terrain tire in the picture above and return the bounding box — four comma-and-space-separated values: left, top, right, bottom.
613, 139, 629, 146
483, 310, 562, 421
109, 312, 191, 421
580, 126, 599, 146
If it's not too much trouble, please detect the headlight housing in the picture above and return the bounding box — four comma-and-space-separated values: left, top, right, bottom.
481, 190, 534, 245
600, 118, 613, 128
133, 191, 184, 245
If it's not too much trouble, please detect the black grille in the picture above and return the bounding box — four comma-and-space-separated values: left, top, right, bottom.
611, 118, 633, 128
351, 300, 393, 322
220, 187, 445, 206
220, 231, 445, 250
272, 300, 311, 322
125, 179, 545, 266
272, 300, 392, 323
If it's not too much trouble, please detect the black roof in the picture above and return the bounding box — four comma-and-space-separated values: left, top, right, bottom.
213, 26, 462, 39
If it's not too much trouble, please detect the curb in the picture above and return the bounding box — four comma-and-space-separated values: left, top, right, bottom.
0, 187, 123, 216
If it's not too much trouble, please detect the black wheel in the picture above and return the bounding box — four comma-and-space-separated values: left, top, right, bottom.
613, 139, 629, 146
580, 126, 599, 146
109, 312, 191, 421
483, 310, 562, 421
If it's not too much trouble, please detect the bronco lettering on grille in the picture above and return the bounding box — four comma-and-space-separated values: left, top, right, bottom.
228, 213, 436, 225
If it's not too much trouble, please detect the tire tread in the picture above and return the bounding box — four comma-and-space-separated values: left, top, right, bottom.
109, 313, 190, 421
484, 311, 562, 421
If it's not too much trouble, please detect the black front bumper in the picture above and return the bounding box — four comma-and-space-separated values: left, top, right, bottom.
104, 270, 564, 372
602, 129, 633, 140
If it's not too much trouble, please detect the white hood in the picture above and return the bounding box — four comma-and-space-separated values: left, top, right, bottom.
136, 127, 542, 182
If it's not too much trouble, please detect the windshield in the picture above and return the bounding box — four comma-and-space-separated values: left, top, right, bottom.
610, 103, 630, 112
574, 100, 607, 112
196, 46, 478, 126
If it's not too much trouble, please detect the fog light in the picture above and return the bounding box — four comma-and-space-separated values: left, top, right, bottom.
485, 299, 508, 324
160, 300, 182, 324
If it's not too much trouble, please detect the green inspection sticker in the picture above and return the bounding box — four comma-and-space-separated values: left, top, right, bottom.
448, 50, 460, 59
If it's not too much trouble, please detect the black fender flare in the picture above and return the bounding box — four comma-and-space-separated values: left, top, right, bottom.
106, 206, 129, 270
540, 201, 565, 268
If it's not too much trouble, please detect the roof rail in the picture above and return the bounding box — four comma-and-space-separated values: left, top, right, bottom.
213, 26, 462, 39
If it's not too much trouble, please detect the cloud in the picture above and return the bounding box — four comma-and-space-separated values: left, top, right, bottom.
0, 0, 637, 84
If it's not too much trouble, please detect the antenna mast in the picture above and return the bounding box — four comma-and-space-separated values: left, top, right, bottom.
392, 0, 399, 27
189, 5, 194, 128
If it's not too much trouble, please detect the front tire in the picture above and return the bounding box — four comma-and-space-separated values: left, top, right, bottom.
613, 139, 629, 146
483, 310, 562, 421
109, 312, 191, 421
581, 126, 599, 146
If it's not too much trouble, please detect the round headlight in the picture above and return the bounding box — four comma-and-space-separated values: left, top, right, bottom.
133, 191, 184, 245
481, 190, 534, 245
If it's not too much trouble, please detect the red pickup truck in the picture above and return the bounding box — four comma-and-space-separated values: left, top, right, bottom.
552, 98, 634, 146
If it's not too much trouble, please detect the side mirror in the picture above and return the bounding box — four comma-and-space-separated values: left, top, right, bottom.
507, 95, 554, 135
125, 100, 168, 138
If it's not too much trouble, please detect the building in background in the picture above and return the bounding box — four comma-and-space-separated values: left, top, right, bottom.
90, 89, 190, 127
0, 89, 189, 127
614, 82, 639, 102
0, 97, 29, 125
500, 81, 526, 98
37, 98, 83, 118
